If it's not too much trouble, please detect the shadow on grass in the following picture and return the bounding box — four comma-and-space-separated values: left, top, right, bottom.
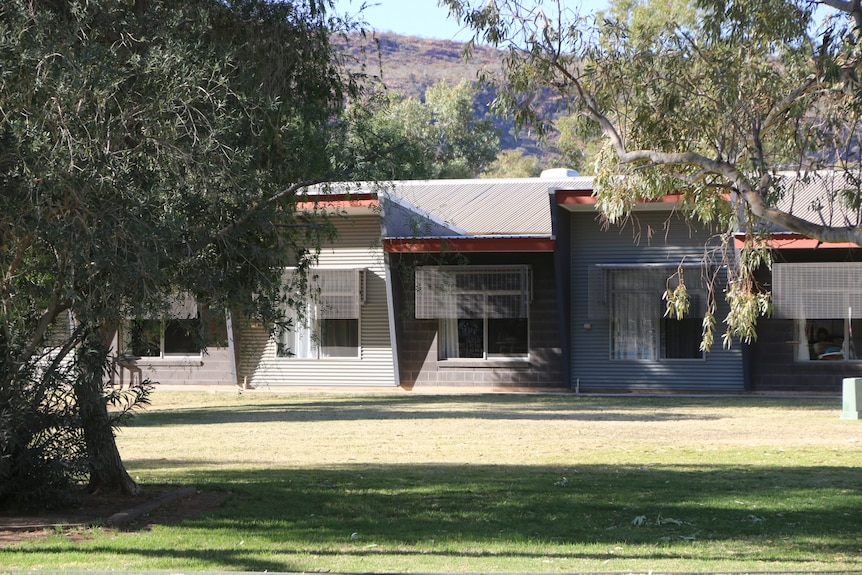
128, 394, 840, 426
30, 461, 850, 572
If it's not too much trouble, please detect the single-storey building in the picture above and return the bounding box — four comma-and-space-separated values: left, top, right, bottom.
740, 172, 862, 393
126, 171, 860, 394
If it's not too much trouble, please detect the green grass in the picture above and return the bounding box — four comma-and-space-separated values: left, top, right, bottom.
3, 392, 862, 573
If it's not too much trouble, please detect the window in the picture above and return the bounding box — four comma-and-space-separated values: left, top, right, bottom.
126, 318, 201, 357
773, 263, 862, 362
415, 265, 530, 360
277, 268, 364, 359
592, 265, 706, 361
122, 295, 202, 358
794, 319, 861, 361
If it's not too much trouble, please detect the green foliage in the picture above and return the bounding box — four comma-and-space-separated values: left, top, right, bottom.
343, 80, 500, 179
554, 114, 603, 174
602, 0, 701, 31
0, 0, 359, 503
0, 350, 86, 509
662, 268, 691, 320
481, 149, 542, 178
722, 242, 774, 346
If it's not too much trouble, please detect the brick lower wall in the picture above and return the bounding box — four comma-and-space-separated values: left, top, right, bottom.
749, 319, 861, 393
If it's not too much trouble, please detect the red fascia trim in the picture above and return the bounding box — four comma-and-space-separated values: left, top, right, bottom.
555, 189, 597, 205
555, 190, 733, 206
733, 233, 860, 249
297, 194, 379, 210
384, 237, 556, 253
555, 190, 684, 205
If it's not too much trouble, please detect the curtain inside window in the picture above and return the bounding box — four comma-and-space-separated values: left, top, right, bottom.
280, 305, 315, 359
796, 320, 811, 361
612, 292, 658, 360
439, 318, 459, 359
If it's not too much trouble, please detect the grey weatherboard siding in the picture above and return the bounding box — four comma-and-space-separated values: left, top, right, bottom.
567, 210, 746, 392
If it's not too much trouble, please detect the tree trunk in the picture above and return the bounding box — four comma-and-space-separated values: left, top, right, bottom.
74, 330, 140, 496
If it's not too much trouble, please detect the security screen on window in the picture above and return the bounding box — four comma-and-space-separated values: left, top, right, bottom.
415, 265, 531, 360
772, 263, 862, 363
597, 265, 706, 361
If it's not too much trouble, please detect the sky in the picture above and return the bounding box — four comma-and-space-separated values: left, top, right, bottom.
331, 0, 609, 42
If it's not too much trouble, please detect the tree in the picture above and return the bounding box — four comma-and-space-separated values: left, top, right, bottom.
0, 0, 360, 506
482, 149, 543, 177
554, 114, 602, 175
444, 0, 862, 346
343, 80, 501, 179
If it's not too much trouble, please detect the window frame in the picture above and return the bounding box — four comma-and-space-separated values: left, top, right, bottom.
793, 318, 862, 362
414, 265, 531, 362
121, 294, 203, 360
597, 264, 707, 362
438, 315, 530, 361
276, 268, 364, 361
123, 317, 203, 359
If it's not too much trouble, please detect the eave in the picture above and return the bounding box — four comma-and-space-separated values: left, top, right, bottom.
297, 193, 379, 214
384, 236, 556, 253
554, 189, 731, 211
733, 232, 861, 250
554, 189, 684, 211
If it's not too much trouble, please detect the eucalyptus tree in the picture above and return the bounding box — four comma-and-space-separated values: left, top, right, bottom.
344, 80, 500, 179
444, 0, 862, 347
0, 0, 362, 505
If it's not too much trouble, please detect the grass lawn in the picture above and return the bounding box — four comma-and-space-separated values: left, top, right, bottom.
3, 391, 861, 573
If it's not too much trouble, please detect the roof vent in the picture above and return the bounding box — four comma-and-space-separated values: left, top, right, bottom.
541, 168, 580, 178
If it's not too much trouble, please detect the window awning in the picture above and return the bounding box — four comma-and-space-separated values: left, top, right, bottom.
415, 265, 531, 319
773, 262, 862, 319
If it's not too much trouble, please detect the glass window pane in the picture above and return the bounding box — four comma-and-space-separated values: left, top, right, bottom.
805, 319, 845, 360
488, 318, 528, 356
128, 320, 160, 357
320, 319, 359, 358
661, 317, 702, 359
164, 319, 201, 355
487, 294, 524, 319
457, 319, 484, 358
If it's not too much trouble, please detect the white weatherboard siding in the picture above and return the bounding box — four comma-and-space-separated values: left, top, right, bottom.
240, 215, 396, 386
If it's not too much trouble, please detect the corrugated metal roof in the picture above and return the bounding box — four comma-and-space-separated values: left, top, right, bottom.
770, 171, 862, 228
384, 177, 593, 235
317, 170, 860, 238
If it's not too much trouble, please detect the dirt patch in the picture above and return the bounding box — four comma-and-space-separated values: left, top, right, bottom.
0, 487, 228, 547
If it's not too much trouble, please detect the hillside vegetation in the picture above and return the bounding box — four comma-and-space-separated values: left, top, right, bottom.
349, 32, 501, 100
343, 32, 575, 170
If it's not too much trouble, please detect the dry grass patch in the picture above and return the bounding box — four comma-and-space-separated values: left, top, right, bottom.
3, 392, 860, 574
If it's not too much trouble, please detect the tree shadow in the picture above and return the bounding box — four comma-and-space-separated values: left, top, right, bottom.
16, 462, 852, 572
127, 395, 838, 426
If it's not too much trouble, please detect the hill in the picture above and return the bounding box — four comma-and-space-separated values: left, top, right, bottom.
347, 32, 502, 100
343, 32, 566, 166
